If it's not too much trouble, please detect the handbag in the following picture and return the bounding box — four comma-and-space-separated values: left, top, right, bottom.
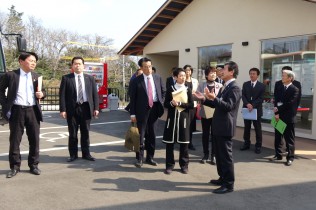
124, 122, 140, 152
195, 103, 201, 120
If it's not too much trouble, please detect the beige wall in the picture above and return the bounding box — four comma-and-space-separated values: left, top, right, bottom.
147, 53, 179, 80
143, 0, 316, 139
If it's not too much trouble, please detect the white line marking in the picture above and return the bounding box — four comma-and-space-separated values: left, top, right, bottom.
0, 120, 131, 133
0, 132, 202, 157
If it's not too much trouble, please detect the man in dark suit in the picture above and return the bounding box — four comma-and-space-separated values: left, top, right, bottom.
273, 66, 301, 155
215, 65, 225, 84
165, 67, 177, 90
240, 68, 265, 154
59, 56, 99, 162
200, 61, 242, 194
270, 70, 299, 166
0, 52, 46, 178
125, 68, 143, 112
129, 57, 166, 168
274, 66, 301, 108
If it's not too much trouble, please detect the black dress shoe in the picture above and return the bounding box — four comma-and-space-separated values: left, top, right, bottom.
254, 147, 261, 154
135, 160, 143, 168
210, 155, 216, 165
213, 186, 234, 194
181, 168, 188, 174
30, 167, 41, 175
7, 169, 20, 178
200, 155, 209, 164
82, 155, 96, 161
269, 156, 283, 161
209, 178, 223, 186
145, 159, 158, 166
285, 160, 293, 166
67, 155, 78, 162
164, 169, 172, 175
240, 144, 250, 151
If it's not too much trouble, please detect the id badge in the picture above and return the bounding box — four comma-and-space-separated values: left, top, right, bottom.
277, 102, 283, 106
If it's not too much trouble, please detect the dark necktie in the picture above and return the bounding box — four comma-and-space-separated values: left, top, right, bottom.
251, 82, 254, 88
147, 77, 153, 107
78, 75, 84, 104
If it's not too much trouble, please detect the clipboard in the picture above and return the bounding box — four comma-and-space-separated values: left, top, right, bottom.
270, 116, 287, 134
37, 76, 43, 103
242, 108, 257, 120
172, 87, 188, 112
37, 76, 43, 91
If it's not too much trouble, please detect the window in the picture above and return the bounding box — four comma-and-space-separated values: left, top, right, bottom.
261, 35, 316, 130
197, 44, 232, 81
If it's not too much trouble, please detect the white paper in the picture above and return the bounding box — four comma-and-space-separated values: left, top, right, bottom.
37, 76, 43, 91
203, 105, 215, 119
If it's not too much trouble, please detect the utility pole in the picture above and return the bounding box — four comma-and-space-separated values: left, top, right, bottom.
122, 55, 125, 104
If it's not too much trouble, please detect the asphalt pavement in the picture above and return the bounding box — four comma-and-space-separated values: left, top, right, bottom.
0, 110, 316, 210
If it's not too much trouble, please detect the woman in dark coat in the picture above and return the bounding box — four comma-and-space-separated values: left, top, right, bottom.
162, 68, 193, 175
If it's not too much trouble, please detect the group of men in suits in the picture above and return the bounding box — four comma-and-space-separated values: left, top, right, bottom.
0, 51, 301, 194
239, 65, 300, 167
0, 55, 100, 179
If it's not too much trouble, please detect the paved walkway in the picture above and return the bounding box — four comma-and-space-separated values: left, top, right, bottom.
0, 110, 315, 210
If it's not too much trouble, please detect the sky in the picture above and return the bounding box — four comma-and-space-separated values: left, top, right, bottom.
0, 0, 166, 50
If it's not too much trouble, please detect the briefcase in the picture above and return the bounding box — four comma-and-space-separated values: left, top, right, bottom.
124, 122, 140, 152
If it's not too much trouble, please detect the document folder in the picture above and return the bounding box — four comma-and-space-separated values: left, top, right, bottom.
270, 116, 287, 134
242, 108, 257, 120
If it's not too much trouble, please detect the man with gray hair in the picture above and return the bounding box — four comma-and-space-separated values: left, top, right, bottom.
270, 70, 299, 166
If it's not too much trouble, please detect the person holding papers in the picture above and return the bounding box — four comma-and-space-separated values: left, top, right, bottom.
0, 52, 46, 178
194, 67, 223, 164
270, 70, 299, 166
162, 68, 193, 175
274, 66, 302, 156
240, 68, 265, 154
184, 64, 199, 151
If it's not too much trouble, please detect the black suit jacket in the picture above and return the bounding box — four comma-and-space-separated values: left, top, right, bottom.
59, 73, 99, 118
0, 69, 46, 121
129, 73, 166, 122
166, 76, 175, 91
204, 80, 242, 137
215, 77, 224, 84
274, 84, 299, 124
274, 79, 301, 108
242, 81, 265, 117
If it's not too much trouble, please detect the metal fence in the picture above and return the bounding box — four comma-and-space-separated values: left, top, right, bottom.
40, 87, 121, 111
41, 87, 60, 111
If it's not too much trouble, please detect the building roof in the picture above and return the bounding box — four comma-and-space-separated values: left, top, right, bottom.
118, 0, 193, 55
118, 0, 315, 56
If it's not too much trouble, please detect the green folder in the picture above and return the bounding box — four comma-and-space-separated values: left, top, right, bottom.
270, 117, 287, 134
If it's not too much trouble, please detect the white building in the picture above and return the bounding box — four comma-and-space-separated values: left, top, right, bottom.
119, 0, 316, 140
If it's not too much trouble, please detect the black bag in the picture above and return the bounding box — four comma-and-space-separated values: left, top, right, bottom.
124, 122, 140, 152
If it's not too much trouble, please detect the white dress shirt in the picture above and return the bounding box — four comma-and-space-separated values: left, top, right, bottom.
14, 69, 35, 106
